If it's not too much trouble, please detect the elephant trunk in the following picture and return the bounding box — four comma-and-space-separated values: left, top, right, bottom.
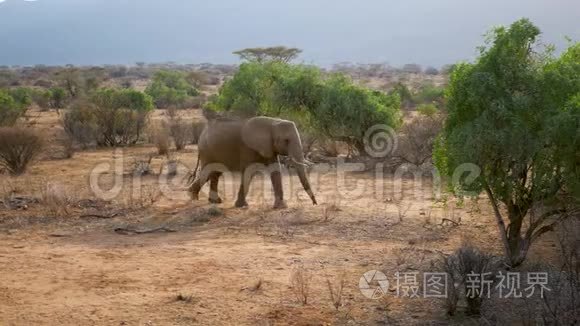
289, 143, 317, 205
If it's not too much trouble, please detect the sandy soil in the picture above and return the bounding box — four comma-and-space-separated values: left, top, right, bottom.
0, 110, 558, 325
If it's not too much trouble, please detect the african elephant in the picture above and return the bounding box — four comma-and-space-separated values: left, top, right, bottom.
188, 116, 318, 209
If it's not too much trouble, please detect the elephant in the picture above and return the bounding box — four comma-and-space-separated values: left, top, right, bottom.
188, 116, 318, 209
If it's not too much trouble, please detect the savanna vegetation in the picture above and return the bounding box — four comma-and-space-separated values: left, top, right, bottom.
435, 18, 579, 267
0, 19, 578, 325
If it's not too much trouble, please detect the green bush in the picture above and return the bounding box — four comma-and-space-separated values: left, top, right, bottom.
389, 82, 414, 108
145, 70, 199, 109
435, 19, 579, 266
62, 99, 99, 149
30, 88, 53, 110
413, 83, 445, 106
0, 90, 26, 126
63, 88, 154, 147
417, 103, 439, 117
49, 87, 67, 109
209, 61, 401, 154
7, 87, 33, 109
313, 74, 401, 153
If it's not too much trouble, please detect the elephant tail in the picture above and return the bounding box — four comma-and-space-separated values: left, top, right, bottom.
187, 150, 201, 186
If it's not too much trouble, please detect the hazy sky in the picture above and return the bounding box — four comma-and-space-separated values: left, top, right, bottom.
0, 0, 578, 67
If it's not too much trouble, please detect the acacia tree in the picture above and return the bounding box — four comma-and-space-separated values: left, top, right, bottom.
435, 19, 579, 266
233, 46, 303, 63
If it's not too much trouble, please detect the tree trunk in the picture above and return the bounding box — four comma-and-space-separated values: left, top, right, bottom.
485, 186, 514, 266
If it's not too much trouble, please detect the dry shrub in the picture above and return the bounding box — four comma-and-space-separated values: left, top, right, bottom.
537, 218, 579, 325
39, 183, 76, 217
439, 244, 496, 316
0, 127, 44, 175
169, 118, 191, 151
175, 293, 195, 303
290, 265, 311, 305
300, 131, 318, 157
150, 123, 171, 156
479, 221, 579, 325
61, 134, 75, 159
133, 155, 153, 176
191, 121, 205, 144
187, 95, 207, 109
317, 138, 340, 157
165, 106, 178, 120
62, 100, 98, 149
323, 202, 341, 222
392, 247, 408, 266
124, 184, 160, 209
396, 115, 443, 165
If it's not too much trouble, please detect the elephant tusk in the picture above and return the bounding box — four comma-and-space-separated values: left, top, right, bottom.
307, 189, 318, 205
289, 157, 308, 167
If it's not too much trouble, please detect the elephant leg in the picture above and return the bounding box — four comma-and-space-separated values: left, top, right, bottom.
188, 167, 210, 201
208, 172, 223, 204
271, 168, 287, 209
235, 170, 253, 208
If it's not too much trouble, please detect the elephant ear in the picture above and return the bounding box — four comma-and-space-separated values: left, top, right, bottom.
241, 117, 276, 159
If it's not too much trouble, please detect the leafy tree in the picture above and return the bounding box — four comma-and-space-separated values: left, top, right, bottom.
7, 87, 33, 109
145, 70, 199, 109
209, 61, 401, 154
312, 74, 401, 153
435, 19, 579, 266
233, 46, 302, 63
440, 64, 457, 75
64, 88, 154, 147
209, 62, 321, 118
49, 87, 67, 109
30, 88, 52, 110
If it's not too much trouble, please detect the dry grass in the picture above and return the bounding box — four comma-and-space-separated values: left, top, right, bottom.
169, 118, 191, 151
39, 182, 76, 218
60, 134, 75, 159
123, 184, 160, 210
394, 200, 412, 222
326, 273, 345, 311
133, 155, 153, 176
150, 123, 171, 156
290, 265, 312, 305
323, 202, 341, 222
